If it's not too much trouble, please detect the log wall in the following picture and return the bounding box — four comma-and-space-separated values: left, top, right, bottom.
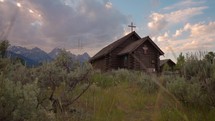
109, 35, 139, 69
132, 41, 160, 72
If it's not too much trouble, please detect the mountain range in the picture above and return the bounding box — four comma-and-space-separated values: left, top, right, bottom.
7, 46, 90, 67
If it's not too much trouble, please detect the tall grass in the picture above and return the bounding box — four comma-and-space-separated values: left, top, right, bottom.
2, 51, 215, 120
61, 52, 215, 120
72, 64, 215, 121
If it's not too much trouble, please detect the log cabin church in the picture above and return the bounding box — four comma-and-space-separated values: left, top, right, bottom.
89, 31, 164, 73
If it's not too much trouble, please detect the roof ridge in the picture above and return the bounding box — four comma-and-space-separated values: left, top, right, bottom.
107, 31, 141, 53
118, 36, 164, 56
90, 31, 140, 61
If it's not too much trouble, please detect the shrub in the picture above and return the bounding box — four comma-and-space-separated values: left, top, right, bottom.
0, 73, 50, 121
92, 69, 149, 89
166, 77, 189, 104
109, 69, 139, 82
137, 73, 159, 93
34, 61, 92, 114
181, 52, 214, 81
0, 51, 93, 120
92, 71, 118, 88
166, 76, 203, 106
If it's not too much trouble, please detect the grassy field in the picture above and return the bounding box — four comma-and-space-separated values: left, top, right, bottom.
69, 71, 215, 121
1, 51, 215, 121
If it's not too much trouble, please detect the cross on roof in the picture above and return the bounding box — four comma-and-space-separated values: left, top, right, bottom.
128, 22, 136, 32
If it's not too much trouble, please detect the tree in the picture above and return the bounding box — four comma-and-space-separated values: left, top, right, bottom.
35, 51, 92, 115
0, 46, 93, 119
0, 62, 50, 121
204, 51, 215, 64
54, 49, 75, 73
0, 40, 10, 58
176, 53, 185, 70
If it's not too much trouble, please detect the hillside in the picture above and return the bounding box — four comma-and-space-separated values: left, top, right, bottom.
71, 70, 215, 121
1, 50, 215, 121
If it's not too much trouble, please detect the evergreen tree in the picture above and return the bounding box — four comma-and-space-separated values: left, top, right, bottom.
176, 52, 185, 70
0, 40, 10, 58
204, 51, 215, 64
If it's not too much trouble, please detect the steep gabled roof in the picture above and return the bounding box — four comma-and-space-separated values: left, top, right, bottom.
90, 31, 141, 61
118, 36, 164, 56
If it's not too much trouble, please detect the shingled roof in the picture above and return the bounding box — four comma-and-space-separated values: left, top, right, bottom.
90, 31, 141, 61
118, 36, 164, 56
160, 59, 176, 66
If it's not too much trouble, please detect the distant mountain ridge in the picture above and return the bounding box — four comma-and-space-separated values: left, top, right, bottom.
7, 46, 90, 67
48, 48, 90, 62
8, 46, 52, 63
48, 48, 63, 59
6, 51, 40, 67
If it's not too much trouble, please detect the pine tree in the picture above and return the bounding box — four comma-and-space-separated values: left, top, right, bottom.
0, 40, 10, 58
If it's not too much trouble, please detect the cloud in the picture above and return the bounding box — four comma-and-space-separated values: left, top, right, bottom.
173, 29, 183, 37
0, 0, 128, 56
148, 13, 167, 31
167, 6, 207, 23
186, 22, 215, 37
148, 6, 208, 31
148, 0, 211, 61
164, 0, 205, 10
173, 22, 215, 39
156, 21, 215, 55
156, 32, 169, 42
105, 1, 112, 9
180, 22, 215, 51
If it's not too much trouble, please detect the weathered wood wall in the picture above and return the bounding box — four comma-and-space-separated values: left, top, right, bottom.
109, 35, 139, 69
132, 41, 160, 72
91, 36, 162, 73
91, 57, 106, 71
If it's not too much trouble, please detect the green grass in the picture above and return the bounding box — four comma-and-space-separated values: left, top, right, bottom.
71, 78, 215, 121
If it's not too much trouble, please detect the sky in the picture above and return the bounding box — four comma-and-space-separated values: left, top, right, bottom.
0, 0, 215, 61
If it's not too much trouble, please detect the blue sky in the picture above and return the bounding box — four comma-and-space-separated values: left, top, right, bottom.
0, 0, 215, 61
112, 0, 215, 61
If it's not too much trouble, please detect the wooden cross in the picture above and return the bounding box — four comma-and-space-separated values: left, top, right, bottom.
143, 45, 148, 54
128, 22, 136, 32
